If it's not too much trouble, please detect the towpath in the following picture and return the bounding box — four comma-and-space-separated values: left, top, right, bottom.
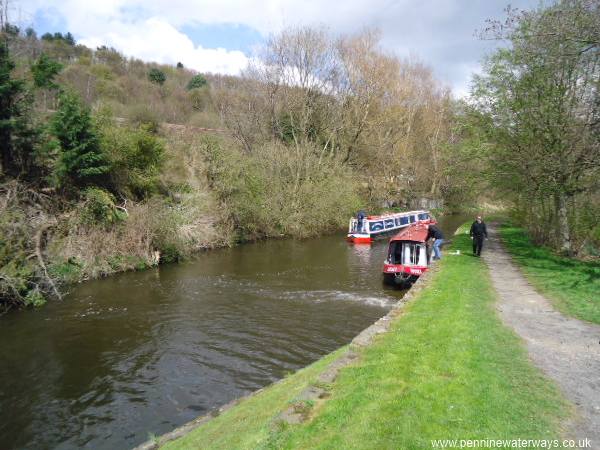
482, 225, 600, 448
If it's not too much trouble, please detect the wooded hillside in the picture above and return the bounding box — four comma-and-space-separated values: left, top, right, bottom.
1, 0, 599, 311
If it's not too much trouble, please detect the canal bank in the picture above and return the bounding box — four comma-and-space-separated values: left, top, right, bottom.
0, 215, 466, 449
154, 224, 568, 450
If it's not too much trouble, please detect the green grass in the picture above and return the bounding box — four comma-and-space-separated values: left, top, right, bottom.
500, 224, 600, 325
163, 227, 567, 450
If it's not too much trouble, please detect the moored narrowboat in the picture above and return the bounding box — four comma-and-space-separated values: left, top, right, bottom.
347, 210, 433, 244
382, 223, 431, 286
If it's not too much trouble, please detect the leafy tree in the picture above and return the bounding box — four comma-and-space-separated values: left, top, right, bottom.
472, 0, 600, 254
40, 32, 53, 41
31, 53, 63, 90
187, 74, 207, 90
0, 38, 39, 179
52, 92, 110, 189
148, 68, 166, 86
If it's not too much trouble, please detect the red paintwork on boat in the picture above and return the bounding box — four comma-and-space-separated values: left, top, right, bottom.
346, 236, 372, 244
389, 223, 430, 243
382, 263, 427, 276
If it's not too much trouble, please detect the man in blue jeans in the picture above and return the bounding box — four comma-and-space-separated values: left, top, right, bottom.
427, 224, 445, 260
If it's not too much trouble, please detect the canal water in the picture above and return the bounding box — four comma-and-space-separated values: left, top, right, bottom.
0, 215, 467, 449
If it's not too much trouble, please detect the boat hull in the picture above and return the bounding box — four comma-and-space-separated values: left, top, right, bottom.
347, 234, 373, 244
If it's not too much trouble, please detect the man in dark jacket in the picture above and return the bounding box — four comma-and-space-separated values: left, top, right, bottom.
427, 224, 445, 260
356, 211, 366, 233
469, 216, 488, 256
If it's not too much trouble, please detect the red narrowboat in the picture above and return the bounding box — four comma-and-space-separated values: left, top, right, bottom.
382, 223, 431, 286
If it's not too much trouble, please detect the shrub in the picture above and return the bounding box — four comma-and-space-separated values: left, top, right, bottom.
0, 206, 37, 305
148, 68, 166, 86
127, 105, 160, 133
98, 116, 165, 199
80, 187, 126, 227
0, 182, 55, 308
188, 87, 210, 111
187, 74, 207, 90
204, 138, 361, 240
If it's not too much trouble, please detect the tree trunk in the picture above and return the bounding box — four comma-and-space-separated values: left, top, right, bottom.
555, 192, 572, 255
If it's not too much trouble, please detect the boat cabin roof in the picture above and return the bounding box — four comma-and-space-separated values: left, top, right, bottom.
389, 223, 430, 243
366, 210, 428, 220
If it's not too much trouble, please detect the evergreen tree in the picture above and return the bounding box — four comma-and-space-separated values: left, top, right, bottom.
0, 38, 38, 179
64, 32, 75, 46
148, 68, 166, 86
186, 74, 207, 90
31, 53, 63, 90
52, 92, 110, 189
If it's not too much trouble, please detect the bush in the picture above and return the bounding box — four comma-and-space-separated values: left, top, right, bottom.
98, 117, 165, 199
0, 182, 53, 308
188, 87, 210, 111
127, 105, 160, 133
80, 187, 126, 227
187, 74, 208, 90
204, 138, 361, 240
146, 191, 225, 262
148, 68, 166, 86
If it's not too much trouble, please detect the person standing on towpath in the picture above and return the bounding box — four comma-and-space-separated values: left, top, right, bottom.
469, 215, 488, 257
427, 224, 444, 260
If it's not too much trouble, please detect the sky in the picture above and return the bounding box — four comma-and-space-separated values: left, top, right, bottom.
14, 0, 541, 97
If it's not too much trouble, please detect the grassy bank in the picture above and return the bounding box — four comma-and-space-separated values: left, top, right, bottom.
500, 224, 600, 325
161, 225, 567, 450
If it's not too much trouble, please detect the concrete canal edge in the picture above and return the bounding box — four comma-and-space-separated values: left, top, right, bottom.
134, 263, 441, 450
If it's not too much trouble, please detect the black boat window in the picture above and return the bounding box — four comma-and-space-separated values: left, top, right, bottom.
369, 221, 384, 232
409, 215, 416, 223
384, 219, 395, 228
418, 213, 429, 220
400, 216, 409, 225
389, 242, 401, 264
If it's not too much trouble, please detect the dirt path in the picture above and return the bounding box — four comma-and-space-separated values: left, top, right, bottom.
482, 225, 600, 447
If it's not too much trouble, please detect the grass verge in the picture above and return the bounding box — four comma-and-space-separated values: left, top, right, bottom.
163, 226, 567, 450
500, 224, 600, 325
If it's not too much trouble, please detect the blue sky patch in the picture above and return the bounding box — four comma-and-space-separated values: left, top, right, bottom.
180, 23, 264, 54
32, 8, 68, 37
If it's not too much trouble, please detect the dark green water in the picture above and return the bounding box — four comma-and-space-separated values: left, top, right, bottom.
0, 215, 466, 449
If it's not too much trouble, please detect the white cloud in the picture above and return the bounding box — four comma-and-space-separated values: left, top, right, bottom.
20, 0, 541, 90
78, 18, 249, 75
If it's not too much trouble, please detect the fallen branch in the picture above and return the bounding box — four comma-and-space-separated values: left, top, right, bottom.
34, 222, 62, 301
